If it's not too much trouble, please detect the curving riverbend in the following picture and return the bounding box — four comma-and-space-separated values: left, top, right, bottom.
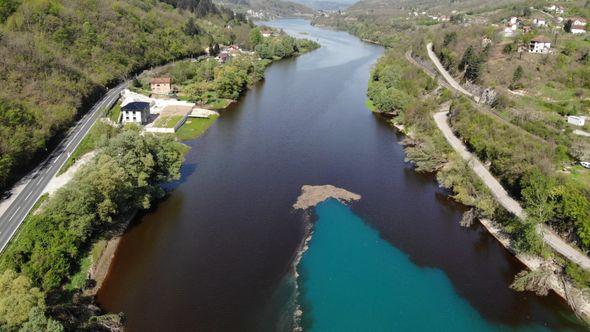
97, 19, 584, 331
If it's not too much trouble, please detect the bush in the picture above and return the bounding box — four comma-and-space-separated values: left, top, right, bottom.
0, 128, 185, 290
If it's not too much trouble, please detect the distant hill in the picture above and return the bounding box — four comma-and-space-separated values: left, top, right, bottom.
345, 0, 525, 16
293, 0, 356, 10
215, 0, 315, 18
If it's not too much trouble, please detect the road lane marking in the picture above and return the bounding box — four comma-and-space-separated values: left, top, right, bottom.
8, 206, 21, 222
0, 82, 127, 253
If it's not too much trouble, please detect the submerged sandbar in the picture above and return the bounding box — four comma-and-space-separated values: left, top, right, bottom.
293, 185, 361, 210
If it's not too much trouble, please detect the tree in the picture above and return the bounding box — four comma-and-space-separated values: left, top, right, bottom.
521, 169, 556, 223
443, 32, 457, 46
510, 65, 524, 89
464, 56, 482, 82
503, 42, 516, 55
249, 27, 262, 47
184, 17, 200, 36
132, 77, 142, 88
19, 307, 64, 332
564, 19, 573, 33
556, 185, 590, 247
0, 0, 19, 23
0, 270, 45, 329
522, 7, 531, 17
459, 46, 475, 71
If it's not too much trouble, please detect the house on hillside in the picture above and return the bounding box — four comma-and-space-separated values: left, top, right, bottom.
150, 77, 172, 95
261, 29, 273, 37
533, 17, 547, 27
572, 17, 587, 26
567, 115, 586, 126
569, 17, 587, 34
529, 36, 551, 53
122, 102, 150, 124
546, 4, 564, 15
217, 52, 229, 63
509, 16, 519, 25
571, 24, 587, 34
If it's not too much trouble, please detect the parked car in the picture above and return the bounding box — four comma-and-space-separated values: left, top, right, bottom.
581, 161, 590, 169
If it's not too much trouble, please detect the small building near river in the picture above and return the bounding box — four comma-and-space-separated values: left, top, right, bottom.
122, 101, 150, 124
150, 77, 172, 95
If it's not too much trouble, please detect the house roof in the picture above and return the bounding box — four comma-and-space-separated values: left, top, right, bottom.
150, 77, 171, 84
122, 101, 150, 112
531, 36, 551, 43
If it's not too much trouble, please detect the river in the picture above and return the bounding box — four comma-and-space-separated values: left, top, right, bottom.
97, 19, 584, 331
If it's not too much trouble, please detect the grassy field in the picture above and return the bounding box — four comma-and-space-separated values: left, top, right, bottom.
58, 122, 117, 175
106, 102, 122, 123
176, 115, 219, 141
206, 98, 233, 110
570, 165, 590, 189
153, 115, 184, 128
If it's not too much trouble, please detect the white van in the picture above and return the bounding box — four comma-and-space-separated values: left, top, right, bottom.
581, 162, 590, 169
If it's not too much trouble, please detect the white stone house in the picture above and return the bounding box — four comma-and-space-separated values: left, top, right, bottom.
546, 5, 564, 15
509, 16, 518, 25
122, 101, 150, 124
529, 36, 551, 53
533, 18, 547, 27
572, 18, 587, 26
150, 77, 172, 95
570, 18, 587, 34
567, 115, 586, 126
572, 25, 587, 34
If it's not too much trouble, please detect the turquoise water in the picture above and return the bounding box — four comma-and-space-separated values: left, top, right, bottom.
298, 199, 547, 332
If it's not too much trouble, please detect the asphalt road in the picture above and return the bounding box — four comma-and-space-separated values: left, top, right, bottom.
0, 82, 127, 253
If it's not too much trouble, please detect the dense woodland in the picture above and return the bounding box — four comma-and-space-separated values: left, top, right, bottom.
0, 0, 249, 193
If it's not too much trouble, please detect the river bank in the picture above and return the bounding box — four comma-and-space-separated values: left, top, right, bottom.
362, 42, 590, 322
97, 19, 583, 331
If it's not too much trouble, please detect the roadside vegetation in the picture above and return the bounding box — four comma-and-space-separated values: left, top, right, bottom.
58, 122, 118, 175
0, 126, 186, 330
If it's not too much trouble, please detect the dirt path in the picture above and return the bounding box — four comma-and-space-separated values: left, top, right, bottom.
434, 109, 590, 269
426, 43, 479, 102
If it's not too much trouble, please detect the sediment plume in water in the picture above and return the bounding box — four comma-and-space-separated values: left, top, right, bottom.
293, 185, 361, 210
291, 185, 361, 331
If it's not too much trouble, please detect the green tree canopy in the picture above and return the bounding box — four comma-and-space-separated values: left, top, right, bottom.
0, 270, 45, 329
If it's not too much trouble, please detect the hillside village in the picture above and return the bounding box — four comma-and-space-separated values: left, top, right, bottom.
100, 27, 314, 140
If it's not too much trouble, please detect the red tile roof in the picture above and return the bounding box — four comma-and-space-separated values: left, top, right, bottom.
151, 77, 171, 84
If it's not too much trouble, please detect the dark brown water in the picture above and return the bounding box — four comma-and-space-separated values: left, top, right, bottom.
98, 20, 583, 331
